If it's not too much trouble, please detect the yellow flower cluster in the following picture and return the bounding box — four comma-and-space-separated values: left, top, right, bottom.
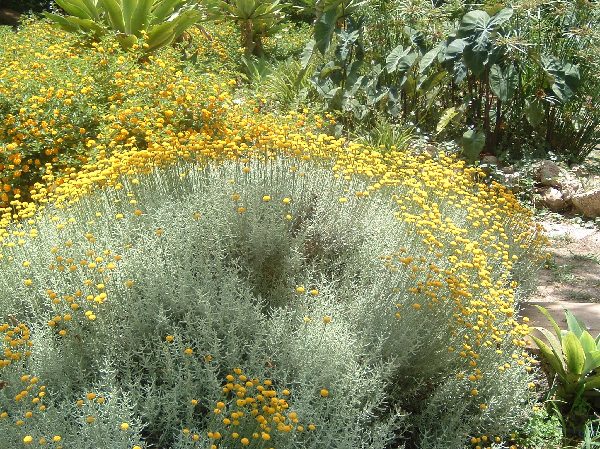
0, 20, 231, 211
0, 321, 32, 368
198, 368, 314, 448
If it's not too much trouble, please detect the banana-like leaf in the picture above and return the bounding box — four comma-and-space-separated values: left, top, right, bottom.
531, 335, 567, 379
98, 0, 126, 32
534, 305, 563, 342
563, 331, 585, 376
131, 0, 154, 34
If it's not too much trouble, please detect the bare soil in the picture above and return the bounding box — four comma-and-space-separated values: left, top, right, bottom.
520, 218, 600, 335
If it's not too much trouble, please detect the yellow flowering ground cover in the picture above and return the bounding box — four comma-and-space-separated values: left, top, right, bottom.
0, 18, 547, 449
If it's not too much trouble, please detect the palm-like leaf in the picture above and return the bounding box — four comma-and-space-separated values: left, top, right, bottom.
46, 0, 204, 53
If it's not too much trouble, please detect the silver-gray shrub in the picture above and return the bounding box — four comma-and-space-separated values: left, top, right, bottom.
0, 156, 537, 448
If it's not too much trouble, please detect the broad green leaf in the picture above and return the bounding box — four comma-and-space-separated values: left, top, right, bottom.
44, 12, 81, 32
171, 10, 203, 38
524, 98, 544, 127
55, 0, 94, 19
418, 45, 441, 74
583, 349, 600, 376
335, 29, 359, 62
563, 331, 585, 376
541, 55, 581, 103
115, 33, 137, 49
461, 129, 485, 163
314, 8, 338, 55
299, 39, 315, 69
386, 45, 417, 74
536, 326, 566, 368
458, 10, 490, 35
98, 0, 126, 32
565, 309, 587, 338
581, 331, 597, 354
436, 107, 458, 134
131, 0, 154, 34
584, 374, 600, 391
146, 21, 177, 50
443, 38, 467, 62
531, 335, 567, 379
417, 70, 446, 92
80, 0, 100, 20
463, 47, 487, 77
489, 64, 517, 102
488, 7, 513, 28
152, 0, 184, 22
64, 16, 106, 34
122, 0, 138, 34
453, 61, 467, 84
534, 305, 563, 341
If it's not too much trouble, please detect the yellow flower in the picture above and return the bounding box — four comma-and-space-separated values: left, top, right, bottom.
120, 422, 129, 431
184, 348, 193, 356
322, 316, 332, 324
262, 195, 271, 202
23, 435, 33, 444
320, 389, 329, 397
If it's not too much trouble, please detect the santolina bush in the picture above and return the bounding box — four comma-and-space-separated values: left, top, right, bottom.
0, 17, 546, 449
0, 147, 544, 448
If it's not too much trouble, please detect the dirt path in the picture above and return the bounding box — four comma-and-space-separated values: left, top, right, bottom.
520, 218, 600, 335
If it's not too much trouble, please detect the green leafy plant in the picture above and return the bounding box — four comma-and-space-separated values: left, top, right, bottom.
531, 306, 600, 437
45, 0, 203, 52
208, 0, 287, 56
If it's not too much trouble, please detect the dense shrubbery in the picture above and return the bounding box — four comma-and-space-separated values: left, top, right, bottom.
257, 0, 599, 164
0, 10, 556, 449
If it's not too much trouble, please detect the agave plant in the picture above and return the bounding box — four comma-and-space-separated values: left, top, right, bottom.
531, 305, 600, 435
45, 0, 204, 53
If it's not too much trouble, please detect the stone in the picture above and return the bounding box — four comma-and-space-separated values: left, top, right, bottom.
572, 189, 600, 218
535, 160, 562, 187
541, 187, 567, 212
498, 171, 522, 191
481, 155, 499, 166
560, 176, 583, 202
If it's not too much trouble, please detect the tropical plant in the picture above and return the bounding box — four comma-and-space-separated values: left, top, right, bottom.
45, 0, 204, 53
530, 306, 600, 437
207, 0, 287, 56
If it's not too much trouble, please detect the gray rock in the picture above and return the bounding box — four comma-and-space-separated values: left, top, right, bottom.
561, 177, 583, 202
533, 160, 582, 199
481, 155, 499, 166
572, 189, 600, 218
535, 160, 562, 186
541, 187, 567, 212
498, 171, 522, 191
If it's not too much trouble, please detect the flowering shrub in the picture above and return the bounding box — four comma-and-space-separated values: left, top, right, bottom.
0, 17, 547, 449
0, 20, 234, 210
